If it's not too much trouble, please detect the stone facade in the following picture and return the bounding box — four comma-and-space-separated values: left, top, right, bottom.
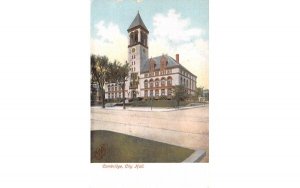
104, 12, 197, 100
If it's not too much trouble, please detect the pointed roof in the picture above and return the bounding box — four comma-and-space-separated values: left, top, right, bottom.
127, 11, 148, 32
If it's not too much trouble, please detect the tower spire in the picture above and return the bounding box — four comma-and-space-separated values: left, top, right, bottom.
127, 11, 148, 33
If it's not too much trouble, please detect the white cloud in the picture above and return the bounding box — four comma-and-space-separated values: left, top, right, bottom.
150, 9, 208, 88
91, 21, 127, 63
152, 9, 203, 43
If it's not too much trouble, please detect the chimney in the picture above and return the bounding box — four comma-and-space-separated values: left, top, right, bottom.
176, 54, 179, 64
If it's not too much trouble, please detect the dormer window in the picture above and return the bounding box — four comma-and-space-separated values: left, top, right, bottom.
149, 59, 156, 72
160, 56, 168, 71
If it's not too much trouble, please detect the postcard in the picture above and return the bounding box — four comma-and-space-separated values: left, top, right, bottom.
90, 0, 209, 163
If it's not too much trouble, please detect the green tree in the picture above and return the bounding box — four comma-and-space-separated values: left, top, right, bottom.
107, 61, 130, 109
91, 55, 109, 108
173, 85, 188, 108
195, 87, 204, 98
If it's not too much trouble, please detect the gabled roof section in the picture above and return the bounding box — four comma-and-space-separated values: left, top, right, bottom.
127, 11, 148, 32
140, 55, 179, 73
140, 55, 197, 77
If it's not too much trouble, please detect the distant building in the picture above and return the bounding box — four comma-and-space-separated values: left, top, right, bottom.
104, 12, 197, 100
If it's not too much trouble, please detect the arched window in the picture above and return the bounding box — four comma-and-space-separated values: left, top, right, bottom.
155, 89, 159, 97
150, 90, 153, 97
161, 77, 166, 86
149, 79, 154, 88
144, 80, 148, 89
144, 90, 148, 97
167, 77, 172, 86
155, 78, 160, 87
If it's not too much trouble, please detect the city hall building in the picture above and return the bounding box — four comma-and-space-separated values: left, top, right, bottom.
104, 12, 197, 100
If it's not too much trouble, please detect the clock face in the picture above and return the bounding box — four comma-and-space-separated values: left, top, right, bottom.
131, 48, 135, 53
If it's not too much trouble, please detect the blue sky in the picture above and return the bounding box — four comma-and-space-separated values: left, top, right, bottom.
91, 0, 208, 39
91, 0, 209, 88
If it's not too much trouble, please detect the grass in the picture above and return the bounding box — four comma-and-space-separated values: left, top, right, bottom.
91, 130, 194, 163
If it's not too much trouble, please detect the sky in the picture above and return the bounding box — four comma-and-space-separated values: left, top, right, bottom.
91, 0, 209, 89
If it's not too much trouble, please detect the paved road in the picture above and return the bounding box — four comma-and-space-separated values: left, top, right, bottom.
91, 105, 209, 162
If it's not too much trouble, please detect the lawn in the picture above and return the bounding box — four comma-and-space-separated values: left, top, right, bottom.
91, 130, 194, 163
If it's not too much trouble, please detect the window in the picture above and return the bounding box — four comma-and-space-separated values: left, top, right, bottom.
119, 92, 121, 98
145, 73, 148, 77
161, 78, 166, 86
108, 85, 110, 91
155, 78, 159, 87
150, 79, 154, 88
150, 90, 153, 97
145, 90, 148, 97
167, 77, 172, 86
108, 93, 110, 99
155, 71, 159, 76
161, 89, 165, 96
155, 89, 159, 97
144, 80, 148, 88
167, 89, 172, 96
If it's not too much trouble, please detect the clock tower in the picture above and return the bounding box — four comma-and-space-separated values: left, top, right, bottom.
127, 11, 149, 98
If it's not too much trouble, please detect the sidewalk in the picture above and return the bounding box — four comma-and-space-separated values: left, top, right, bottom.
91, 103, 207, 112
